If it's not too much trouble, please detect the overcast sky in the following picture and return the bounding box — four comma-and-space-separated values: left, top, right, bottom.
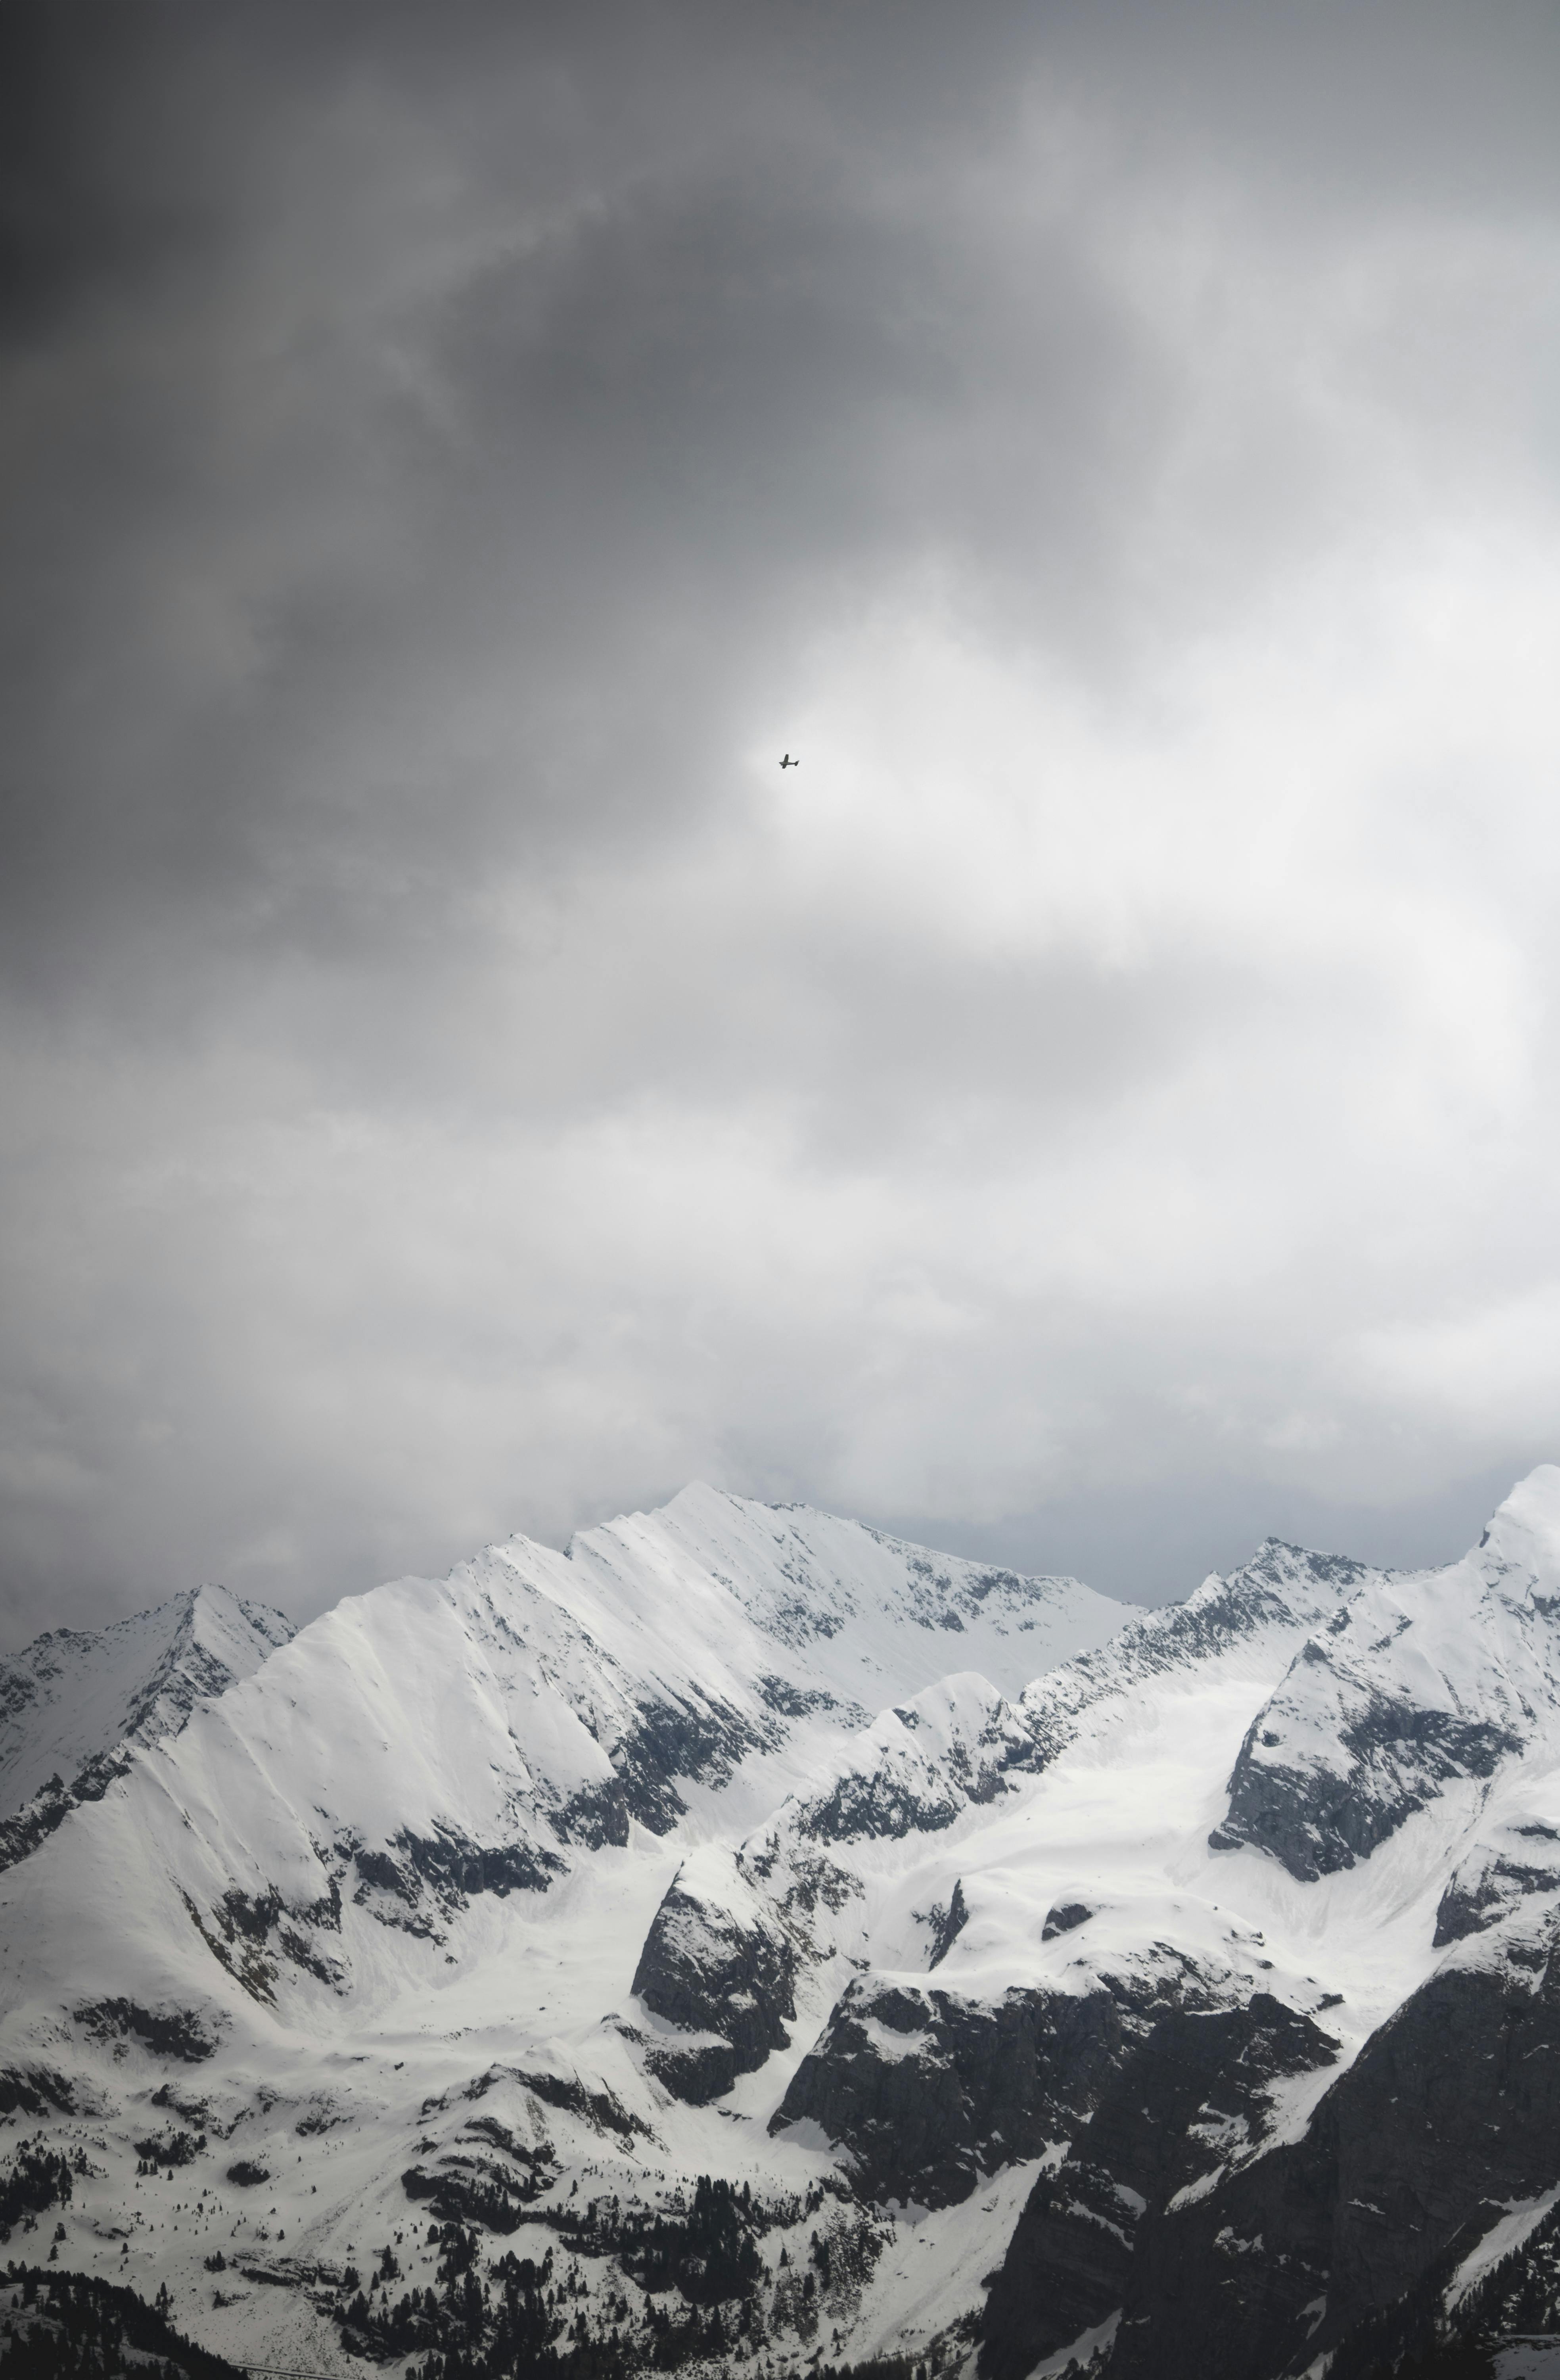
4, 0, 1560, 1647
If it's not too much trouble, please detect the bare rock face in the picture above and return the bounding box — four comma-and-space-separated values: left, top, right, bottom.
979, 1992, 1339, 2380
1103, 1942, 1560, 2380
1213, 1643, 1522, 1881
1433, 1825, 1560, 1946
629, 1871, 798, 2104
771, 1978, 1136, 2208
926, 1878, 969, 1968
1208, 1501, 1560, 1886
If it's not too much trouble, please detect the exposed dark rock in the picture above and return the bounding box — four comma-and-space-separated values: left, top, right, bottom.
180, 1890, 280, 2003
0, 1591, 292, 1878
979, 1993, 1338, 2380
460, 2062, 651, 2141
926, 1880, 969, 1969
755, 1675, 849, 1719
629, 1876, 798, 2101
1434, 1841, 1560, 1946
294, 2104, 341, 2137
0, 1753, 131, 1877
1215, 1661, 1523, 1882
979, 2158, 1136, 2380
798, 1767, 962, 1844
1018, 1540, 1372, 1775
1104, 1941, 1560, 2380
353, 1844, 416, 1902
0, 2068, 74, 2118
220, 1886, 283, 1940
1041, 1901, 1093, 1942
399, 1828, 564, 1899
402, 2141, 557, 2229
771, 1978, 1138, 2207
1407, 2190, 1560, 2375
353, 1827, 562, 1912
638, 2033, 738, 2106
73, 1999, 219, 2062
746, 1841, 861, 1922
276, 1927, 346, 1988
792, 1693, 1030, 1848
554, 1694, 774, 1850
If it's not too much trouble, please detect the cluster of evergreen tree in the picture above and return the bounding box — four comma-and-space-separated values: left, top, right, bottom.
0, 2154, 73, 2242
639, 2290, 762, 2370
1451, 2195, 1560, 2347
132, 2136, 204, 2177
338, 2189, 931, 2380
343, 2224, 577, 2378
0, 2266, 245, 2380
403, 2169, 532, 2236
1329, 2190, 1560, 2377
616, 2178, 762, 2305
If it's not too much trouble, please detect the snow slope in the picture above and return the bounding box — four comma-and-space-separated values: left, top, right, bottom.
0, 1486, 1131, 2374
8, 1472, 1560, 2380
0, 1584, 294, 1821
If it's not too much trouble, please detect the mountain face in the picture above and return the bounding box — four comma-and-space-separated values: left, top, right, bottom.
0, 1585, 293, 1875
6, 1473, 1560, 2380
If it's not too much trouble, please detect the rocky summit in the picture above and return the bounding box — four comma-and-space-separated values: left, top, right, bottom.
6, 1472, 1560, 2378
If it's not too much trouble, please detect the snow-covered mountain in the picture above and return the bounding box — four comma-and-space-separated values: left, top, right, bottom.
7, 1473, 1560, 2380
0, 1584, 293, 1873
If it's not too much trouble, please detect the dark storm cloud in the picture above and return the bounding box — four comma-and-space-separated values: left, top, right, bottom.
3, 0, 1560, 1645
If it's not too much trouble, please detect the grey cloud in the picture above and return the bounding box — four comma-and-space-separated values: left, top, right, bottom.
3, 0, 1560, 1646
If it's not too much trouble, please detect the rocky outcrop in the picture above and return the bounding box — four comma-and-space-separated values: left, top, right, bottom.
1433, 1825, 1560, 1946
73, 1998, 221, 2061
634, 2029, 740, 2106
555, 1691, 776, 1848
1102, 1939, 1560, 2380
925, 1879, 969, 1968
1213, 1645, 1521, 1880
770, 1979, 1136, 2207
784, 1675, 1033, 1850
630, 1869, 798, 2104
979, 1992, 1338, 2379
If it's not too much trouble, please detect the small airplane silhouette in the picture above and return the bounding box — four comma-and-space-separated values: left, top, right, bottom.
779, 752, 799, 769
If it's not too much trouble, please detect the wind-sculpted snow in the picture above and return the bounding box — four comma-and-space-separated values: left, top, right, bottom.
15, 1471, 1560, 2380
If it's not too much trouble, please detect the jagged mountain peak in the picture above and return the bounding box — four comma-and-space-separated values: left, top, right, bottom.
0, 1581, 293, 1820
16, 1472, 1560, 2380
1213, 1466, 1560, 1883
552, 1481, 1119, 1680
1471, 1458, 1560, 1589
0, 1489, 1138, 2046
